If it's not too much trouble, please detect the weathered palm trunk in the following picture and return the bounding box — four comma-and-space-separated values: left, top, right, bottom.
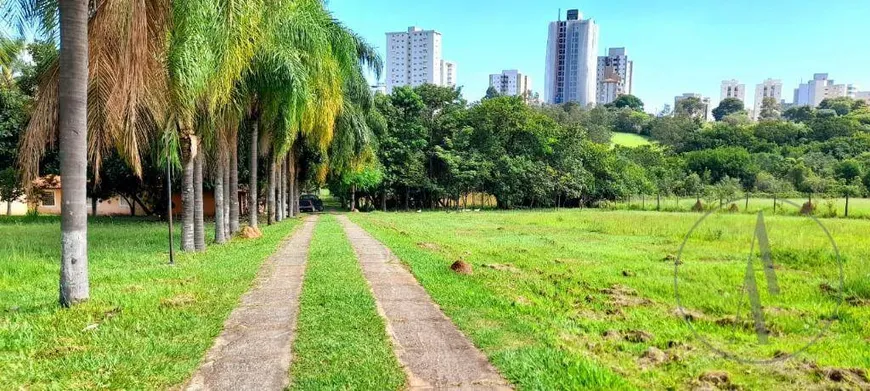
222, 153, 231, 238
214, 157, 226, 244
194, 151, 206, 251
248, 119, 259, 228
58, 0, 89, 306
180, 130, 196, 251
229, 129, 240, 233
277, 158, 285, 221
288, 149, 296, 217
267, 158, 276, 225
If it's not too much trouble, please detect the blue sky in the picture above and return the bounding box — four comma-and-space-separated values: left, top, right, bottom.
328, 0, 870, 113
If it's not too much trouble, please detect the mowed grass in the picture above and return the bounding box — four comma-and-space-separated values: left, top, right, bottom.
611, 132, 651, 148
349, 209, 870, 390
0, 216, 299, 389
289, 214, 405, 390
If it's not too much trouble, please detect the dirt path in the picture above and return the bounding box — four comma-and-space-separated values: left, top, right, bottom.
186, 215, 319, 391
337, 215, 511, 390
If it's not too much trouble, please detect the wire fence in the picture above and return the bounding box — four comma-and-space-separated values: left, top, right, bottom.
609, 194, 870, 219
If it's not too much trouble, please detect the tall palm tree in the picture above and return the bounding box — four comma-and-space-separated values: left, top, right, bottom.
57, 0, 90, 306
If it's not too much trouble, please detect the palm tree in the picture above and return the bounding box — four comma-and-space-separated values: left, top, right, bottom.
56, 0, 90, 306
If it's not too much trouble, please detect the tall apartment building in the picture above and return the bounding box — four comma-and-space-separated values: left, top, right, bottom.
675, 93, 712, 121
544, 9, 599, 106
385, 26, 456, 94
596, 47, 633, 105
793, 73, 849, 107
720, 79, 746, 102
489, 70, 532, 97
753, 78, 783, 119
856, 91, 870, 105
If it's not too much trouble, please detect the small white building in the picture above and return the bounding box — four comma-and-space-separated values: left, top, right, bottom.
596, 47, 633, 105
753, 78, 783, 119
489, 70, 532, 98
385, 26, 456, 94
720, 79, 746, 102
793, 73, 850, 107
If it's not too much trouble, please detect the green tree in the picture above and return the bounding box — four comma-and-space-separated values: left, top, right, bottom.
674, 96, 707, 120
0, 167, 24, 215
819, 97, 856, 116
611, 94, 644, 111
783, 105, 816, 123
484, 86, 500, 100
758, 97, 782, 120
712, 97, 745, 121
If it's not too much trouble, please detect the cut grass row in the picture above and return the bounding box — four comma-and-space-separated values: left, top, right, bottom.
0, 216, 299, 389
349, 209, 870, 390
289, 214, 404, 390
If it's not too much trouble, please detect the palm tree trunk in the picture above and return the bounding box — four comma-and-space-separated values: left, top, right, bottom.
214, 157, 226, 244
223, 153, 231, 238
91, 197, 97, 216
58, 0, 89, 306
194, 150, 206, 251
180, 130, 196, 252
278, 157, 285, 221
288, 149, 297, 217
351, 184, 357, 211
248, 119, 259, 228
267, 158, 276, 225
229, 129, 240, 233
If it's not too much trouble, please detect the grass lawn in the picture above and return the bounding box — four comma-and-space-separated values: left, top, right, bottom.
349, 209, 870, 390
611, 132, 652, 148
289, 215, 404, 390
0, 216, 299, 389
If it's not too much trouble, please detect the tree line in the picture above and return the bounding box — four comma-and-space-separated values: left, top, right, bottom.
328, 85, 870, 212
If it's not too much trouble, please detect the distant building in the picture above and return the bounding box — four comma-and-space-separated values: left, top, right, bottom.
753, 78, 783, 119
544, 9, 599, 106
675, 93, 712, 121
793, 73, 850, 107
385, 26, 456, 94
441, 60, 456, 88
489, 70, 532, 98
856, 91, 870, 105
596, 47, 633, 105
720, 79, 746, 102
370, 83, 386, 95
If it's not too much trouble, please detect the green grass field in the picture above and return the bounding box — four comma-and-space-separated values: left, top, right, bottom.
349, 210, 870, 390
289, 215, 404, 390
0, 216, 299, 389
614, 196, 870, 219
611, 132, 652, 148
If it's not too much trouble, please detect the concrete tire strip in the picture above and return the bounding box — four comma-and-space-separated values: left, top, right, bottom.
186, 215, 319, 391
337, 215, 511, 390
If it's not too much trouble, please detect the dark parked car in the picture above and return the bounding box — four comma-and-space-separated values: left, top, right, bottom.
299, 194, 324, 212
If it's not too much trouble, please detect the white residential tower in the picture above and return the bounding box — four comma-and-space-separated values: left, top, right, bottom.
385, 26, 456, 94
596, 47, 633, 105
489, 70, 532, 98
753, 79, 783, 119
720, 79, 746, 102
544, 9, 599, 106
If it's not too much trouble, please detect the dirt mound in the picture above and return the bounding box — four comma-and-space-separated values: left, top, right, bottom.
623, 330, 653, 343
727, 203, 740, 213
691, 200, 704, 212
800, 201, 816, 215
450, 260, 473, 275
815, 367, 869, 385
240, 226, 262, 239
638, 346, 668, 368
672, 307, 707, 322
693, 371, 738, 390
600, 284, 652, 307
417, 242, 440, 251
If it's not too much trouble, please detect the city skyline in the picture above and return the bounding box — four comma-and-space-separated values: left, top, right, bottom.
330, 0, 870, 113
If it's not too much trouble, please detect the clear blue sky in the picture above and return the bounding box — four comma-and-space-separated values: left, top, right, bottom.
328, 0, 870, 113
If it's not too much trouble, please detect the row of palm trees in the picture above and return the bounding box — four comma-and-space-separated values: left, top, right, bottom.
7, 0, 381, 306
